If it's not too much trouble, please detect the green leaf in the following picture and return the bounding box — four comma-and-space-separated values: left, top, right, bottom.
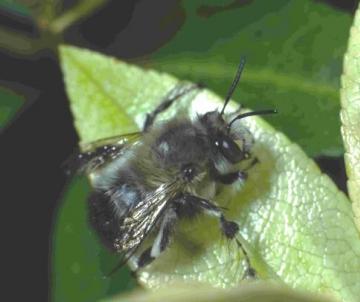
104, 282, 337, 302
0, 86, 24, 130
148, 0, 352, 157
58, 45, 360, 302
340, 4, 360, 232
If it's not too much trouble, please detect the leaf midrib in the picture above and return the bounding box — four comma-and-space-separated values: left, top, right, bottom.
62, 48, 135, 123
152, 59, 339, 99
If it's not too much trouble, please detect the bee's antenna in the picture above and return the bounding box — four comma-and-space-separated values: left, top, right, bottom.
227, 109, 277, 130
220, 56, 246, 115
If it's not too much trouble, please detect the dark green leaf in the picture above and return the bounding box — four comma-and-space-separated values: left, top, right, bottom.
149, 0, 352, 156
51, 177, 136, 302
0, 86, 24, 130
0, 1, 31, 16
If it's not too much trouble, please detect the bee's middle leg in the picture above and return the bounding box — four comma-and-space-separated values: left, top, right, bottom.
137, 208, 177, 268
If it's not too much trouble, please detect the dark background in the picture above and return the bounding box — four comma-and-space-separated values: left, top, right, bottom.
0, 0, 357, 300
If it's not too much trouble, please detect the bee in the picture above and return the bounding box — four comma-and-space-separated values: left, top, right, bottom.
70, 58, 276, 276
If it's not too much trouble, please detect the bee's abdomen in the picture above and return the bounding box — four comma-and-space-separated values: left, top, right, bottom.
88, 181, 142, 252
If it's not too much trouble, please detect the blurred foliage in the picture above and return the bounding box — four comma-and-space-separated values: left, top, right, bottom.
0, 0, 109, 55
0, 1, 30, 16
57, 45, 360, 302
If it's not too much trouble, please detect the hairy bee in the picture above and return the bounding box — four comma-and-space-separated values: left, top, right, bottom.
71, 59, 276, 275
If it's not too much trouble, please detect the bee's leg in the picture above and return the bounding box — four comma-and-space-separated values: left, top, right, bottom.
137, 208, 177, 268
143, 83, 202, 132
136, 248, 153, 268
214, 170, 248, 184
212, 157, 259, 185
179, 194, 256, 278
180, 194, 239, 238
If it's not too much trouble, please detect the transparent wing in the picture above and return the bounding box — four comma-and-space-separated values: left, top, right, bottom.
64, 132, 142, 175
116, 180, 180, 254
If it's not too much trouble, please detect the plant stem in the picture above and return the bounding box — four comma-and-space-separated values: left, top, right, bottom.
40, 0, 57, 22
48, 0, 109, 34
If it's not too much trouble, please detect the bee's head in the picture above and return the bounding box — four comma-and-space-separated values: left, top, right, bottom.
200, 109, 276, 165
200, 111, 243, 164
199, 57, 276, 165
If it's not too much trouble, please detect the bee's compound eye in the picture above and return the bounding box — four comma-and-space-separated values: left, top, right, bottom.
182, 164, 196, 182
214, 138, 232, 151
221, 139, 230, 150
216, 136, 244, 164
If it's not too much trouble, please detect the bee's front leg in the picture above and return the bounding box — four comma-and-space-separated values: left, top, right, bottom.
214, 170, 248, 185
212, 157, 259, 185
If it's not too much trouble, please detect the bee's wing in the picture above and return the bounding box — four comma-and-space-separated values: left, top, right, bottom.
117, 181, 179, 254
64, 132, 142, 175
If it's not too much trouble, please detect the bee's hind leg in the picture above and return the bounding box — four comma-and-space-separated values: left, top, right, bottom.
178, 193, 257, 279
143, 83, 202, 132
235, 238, 257, 279
137, 208, 177, 268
